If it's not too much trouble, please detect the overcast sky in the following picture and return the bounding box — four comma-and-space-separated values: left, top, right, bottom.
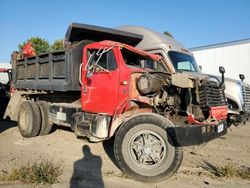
0, 0, 249, 62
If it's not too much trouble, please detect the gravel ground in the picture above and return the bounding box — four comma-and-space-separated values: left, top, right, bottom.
0, 120, 250, 188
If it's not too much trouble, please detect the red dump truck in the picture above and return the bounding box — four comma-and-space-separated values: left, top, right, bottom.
5, 23, 228, 182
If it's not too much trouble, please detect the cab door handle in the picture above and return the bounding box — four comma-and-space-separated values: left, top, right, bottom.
83, 86, 87, 93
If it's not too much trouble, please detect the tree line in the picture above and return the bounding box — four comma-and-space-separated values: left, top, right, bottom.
19, 37, 64, 55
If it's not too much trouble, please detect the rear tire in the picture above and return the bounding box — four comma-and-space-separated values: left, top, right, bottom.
37, 101, 52, 136
18, 101, 41, 138
114, 114, 183, 182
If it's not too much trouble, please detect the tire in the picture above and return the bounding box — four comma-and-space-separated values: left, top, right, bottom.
37, 101, 52, 136
18, 101, 41, 138
114, 113, 183, 182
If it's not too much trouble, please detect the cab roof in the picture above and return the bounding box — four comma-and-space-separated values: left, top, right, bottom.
86, 40, 162, 61
117, 26, 192, 55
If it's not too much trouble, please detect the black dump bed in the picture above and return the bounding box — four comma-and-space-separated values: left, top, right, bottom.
13, 41, 87, 91
65, 23, 142, 46
12, 23, 143, 92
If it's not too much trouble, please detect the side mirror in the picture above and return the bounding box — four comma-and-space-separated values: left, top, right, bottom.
219, 66, 225, 74
239, 74, 245, 82
199, 65, 202, 71
219, 66, 225, 87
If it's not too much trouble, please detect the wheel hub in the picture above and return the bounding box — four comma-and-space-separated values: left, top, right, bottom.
128, 130, 167, 168
143, 147, 151, 154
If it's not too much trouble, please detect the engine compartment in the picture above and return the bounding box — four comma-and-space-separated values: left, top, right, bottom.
134, 72, 227, 126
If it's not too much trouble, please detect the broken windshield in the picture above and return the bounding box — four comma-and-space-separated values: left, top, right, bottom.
121, 48, 166, 71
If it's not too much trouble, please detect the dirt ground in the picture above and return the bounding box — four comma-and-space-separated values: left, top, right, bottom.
0, 120, 250, 188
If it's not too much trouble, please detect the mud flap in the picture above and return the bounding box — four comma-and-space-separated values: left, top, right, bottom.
4, 91, 26, 121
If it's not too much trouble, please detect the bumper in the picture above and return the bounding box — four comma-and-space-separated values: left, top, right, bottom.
167, 121, 227, 147
242, 112, 250, 122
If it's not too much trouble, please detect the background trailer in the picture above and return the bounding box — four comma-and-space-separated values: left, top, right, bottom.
190, 39, 250, 84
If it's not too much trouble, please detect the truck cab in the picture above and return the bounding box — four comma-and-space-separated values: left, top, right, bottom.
223, 76, 250, 125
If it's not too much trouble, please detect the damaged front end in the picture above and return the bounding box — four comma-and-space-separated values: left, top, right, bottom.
133, 71, 228, 146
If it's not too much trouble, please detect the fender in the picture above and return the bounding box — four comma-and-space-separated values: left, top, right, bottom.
109, 108, 154, 137
226, 95, 242, 113
109, 110, 177, 138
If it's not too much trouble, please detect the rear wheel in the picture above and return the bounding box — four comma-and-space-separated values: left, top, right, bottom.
114, 114, 183, 182
18, 101, 41, 138
37, 101, 52, 136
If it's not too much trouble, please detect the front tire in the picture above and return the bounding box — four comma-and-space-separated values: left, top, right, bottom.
114, 114, 183, 182
18, 101, 41, 138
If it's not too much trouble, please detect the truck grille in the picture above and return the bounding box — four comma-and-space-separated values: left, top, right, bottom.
242, 84, 250, 112
199, 80, 227, 107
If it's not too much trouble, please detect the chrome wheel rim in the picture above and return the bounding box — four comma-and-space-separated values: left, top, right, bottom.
128, 130, 167, 169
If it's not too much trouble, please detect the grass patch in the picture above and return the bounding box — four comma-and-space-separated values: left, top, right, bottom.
218, 164, 250, 179
203, 161, 250, 179
116, 172, 131, 179
1, 160, 63, 184
103, 170, 116, 177
218, 163, 238, 178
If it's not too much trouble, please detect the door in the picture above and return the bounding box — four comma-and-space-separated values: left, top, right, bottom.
81, 48, 120, 116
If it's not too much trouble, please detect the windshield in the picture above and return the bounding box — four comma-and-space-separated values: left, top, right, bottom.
168, 51, 200, 72
121, 48, 166, 71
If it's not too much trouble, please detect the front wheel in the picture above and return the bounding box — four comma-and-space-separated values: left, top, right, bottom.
114, 114, 183, 182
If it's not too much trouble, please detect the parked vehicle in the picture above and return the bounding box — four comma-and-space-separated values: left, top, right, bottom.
6, 23, 228, 182
0, 68, 11, 119
117, 26, 250, 126
210, 75, 250, 125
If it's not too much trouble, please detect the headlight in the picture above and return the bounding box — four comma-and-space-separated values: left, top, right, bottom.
137, 73, 163, 95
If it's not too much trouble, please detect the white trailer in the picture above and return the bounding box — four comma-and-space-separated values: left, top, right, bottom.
190, 39, 250, 84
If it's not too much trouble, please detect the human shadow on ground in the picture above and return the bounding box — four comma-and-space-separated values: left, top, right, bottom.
0, 120, 17, 133
70, 145, 104, 188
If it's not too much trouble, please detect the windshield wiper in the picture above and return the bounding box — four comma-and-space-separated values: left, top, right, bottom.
177, 69, 195, 72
